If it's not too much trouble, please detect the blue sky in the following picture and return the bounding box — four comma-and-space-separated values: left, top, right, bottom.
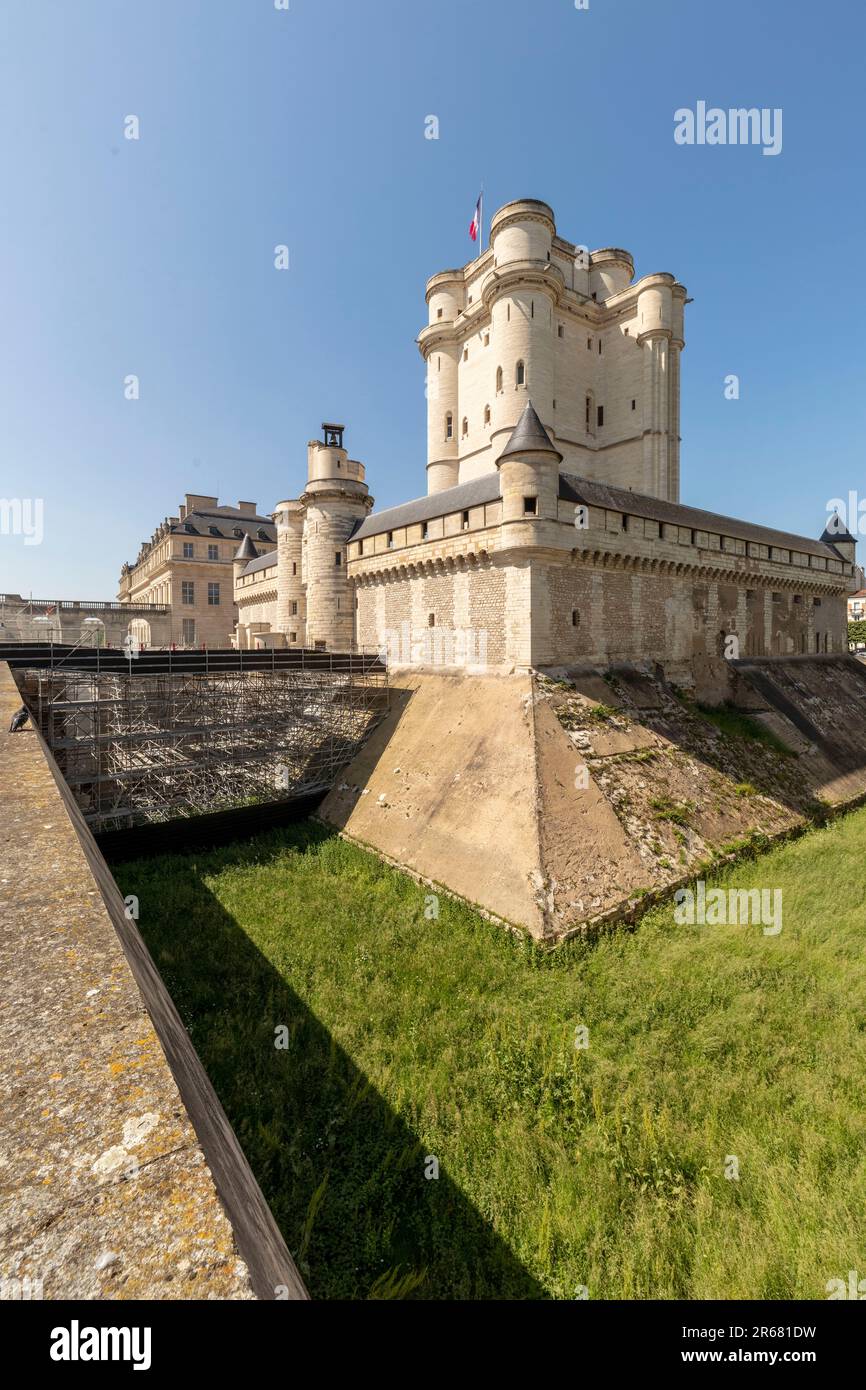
1, 0, 864, 598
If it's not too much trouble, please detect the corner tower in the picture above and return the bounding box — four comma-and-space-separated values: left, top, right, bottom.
301, 423, 373, 651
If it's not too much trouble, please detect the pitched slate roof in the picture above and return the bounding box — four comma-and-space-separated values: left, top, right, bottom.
242, 548, 278, 576
820, 515, 856, 546
498, 402, 563, 462
234, 534, 258, 562
352, 465, 843, 563
352, 473, 500, 541
558, 474, 844, 561
173, 507, 276, 541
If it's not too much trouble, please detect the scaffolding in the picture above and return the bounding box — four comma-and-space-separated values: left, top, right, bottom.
23, 659, 389, 832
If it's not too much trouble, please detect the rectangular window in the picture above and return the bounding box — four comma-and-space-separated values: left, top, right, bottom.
289, 632, 297, 642
292, 561, 297, 575
523, 496, 537, 515
290, 600, 298, 616
387, 531, 394, 549
182, 618, 196, 643
314, 640, 326, 651
421, 522, 429, 539
631, 399, 636, 410
557, 325, 564, 338
181, 581, 195, 604
335, 550, 342, 566
462, 510, 470, 529
207, 582, 220, 606
597, 405, 604, 427
207, 543, 219, 560
358, 540, 363, 556
598, 340, 602, 354
183, 542, 194, 558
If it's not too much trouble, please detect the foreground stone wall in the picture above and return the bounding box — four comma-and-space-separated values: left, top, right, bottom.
0, 663, 307, 1300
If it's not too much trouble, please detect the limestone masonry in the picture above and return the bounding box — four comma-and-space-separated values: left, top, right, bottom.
143, 199, 858, 672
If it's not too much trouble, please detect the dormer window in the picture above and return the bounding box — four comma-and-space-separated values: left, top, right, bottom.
257, 528, 269, 540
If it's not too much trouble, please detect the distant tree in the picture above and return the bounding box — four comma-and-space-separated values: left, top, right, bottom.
847, 620, 866, 647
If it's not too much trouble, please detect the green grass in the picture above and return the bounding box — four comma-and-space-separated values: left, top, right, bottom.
694, 701, 794, 756
116, 810, 866, 1300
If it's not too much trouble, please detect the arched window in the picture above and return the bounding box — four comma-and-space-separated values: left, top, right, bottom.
496, 365, 503, 393
484, 403, 491, 425
461, 416, 468, 438
516, 360, 525, 386
445, 411, 453, 440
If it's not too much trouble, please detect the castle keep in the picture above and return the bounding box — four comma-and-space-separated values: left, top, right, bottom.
233, 199, 856, 671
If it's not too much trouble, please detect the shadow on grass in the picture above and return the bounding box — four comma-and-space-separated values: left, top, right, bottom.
114, 825, 548, 1301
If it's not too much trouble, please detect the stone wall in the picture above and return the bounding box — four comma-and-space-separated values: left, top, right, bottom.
0, 663, 307, 1299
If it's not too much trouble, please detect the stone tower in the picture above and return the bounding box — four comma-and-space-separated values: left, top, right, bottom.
417, 198, 687, 502
301, 423, 373, 650
274, 498, 305, 645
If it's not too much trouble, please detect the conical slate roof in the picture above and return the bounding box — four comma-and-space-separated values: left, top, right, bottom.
234, 533, 259, 561
497, 401, 563, 463
820, 513, 856, 546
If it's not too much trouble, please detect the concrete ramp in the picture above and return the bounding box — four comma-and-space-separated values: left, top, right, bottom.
320, 673, 549, 934
320, 658, 866, 942
319, 670, 648, 940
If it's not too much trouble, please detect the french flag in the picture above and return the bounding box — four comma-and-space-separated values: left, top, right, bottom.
469, 193, 482, 243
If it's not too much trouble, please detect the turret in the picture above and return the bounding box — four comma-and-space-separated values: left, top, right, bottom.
496, 401, 562, 534
274, 499, 305, 645
233, 533, 257, 585
301, 423, 373, 650
821, 514, 857, 567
